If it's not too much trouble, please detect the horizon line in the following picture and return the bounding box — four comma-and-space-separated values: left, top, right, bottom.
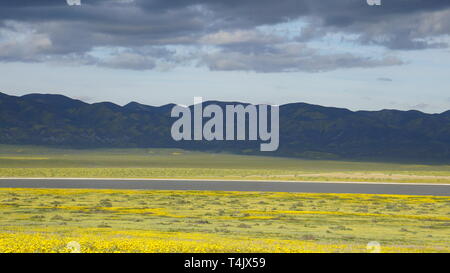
1, 91, 449, 115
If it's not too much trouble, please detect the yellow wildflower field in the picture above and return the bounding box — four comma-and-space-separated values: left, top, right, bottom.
0, 188, 449, 253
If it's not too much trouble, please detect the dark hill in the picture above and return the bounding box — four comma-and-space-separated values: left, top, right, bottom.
0, 92, 449, 162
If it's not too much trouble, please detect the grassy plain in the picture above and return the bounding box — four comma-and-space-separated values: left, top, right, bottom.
0, 145, 450, 183
0, 188, 449, 253
1, 145, 449, 253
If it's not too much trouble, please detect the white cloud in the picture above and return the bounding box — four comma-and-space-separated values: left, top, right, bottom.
0, 23, 52, 61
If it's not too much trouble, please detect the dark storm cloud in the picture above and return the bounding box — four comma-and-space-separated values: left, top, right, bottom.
0, 0, 64, 7
137, 0, 450, 23
0, 0, 449, 71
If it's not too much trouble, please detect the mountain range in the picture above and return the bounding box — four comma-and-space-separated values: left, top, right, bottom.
1, 92, 449, 162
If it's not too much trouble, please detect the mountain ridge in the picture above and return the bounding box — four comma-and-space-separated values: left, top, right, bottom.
0, 91, 449, 162
4, 92, 449, 115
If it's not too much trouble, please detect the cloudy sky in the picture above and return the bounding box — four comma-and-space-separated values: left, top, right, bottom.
0, 0, 449, 113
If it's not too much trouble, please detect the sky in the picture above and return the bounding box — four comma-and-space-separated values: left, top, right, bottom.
0, 0, 449, 113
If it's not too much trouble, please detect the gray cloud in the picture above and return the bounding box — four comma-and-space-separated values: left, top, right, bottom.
98, 52, 156, 70
0, 0, 448, 71
412, 103, 430, 110
202, 44, 403, 73
377, 77, 393, 82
